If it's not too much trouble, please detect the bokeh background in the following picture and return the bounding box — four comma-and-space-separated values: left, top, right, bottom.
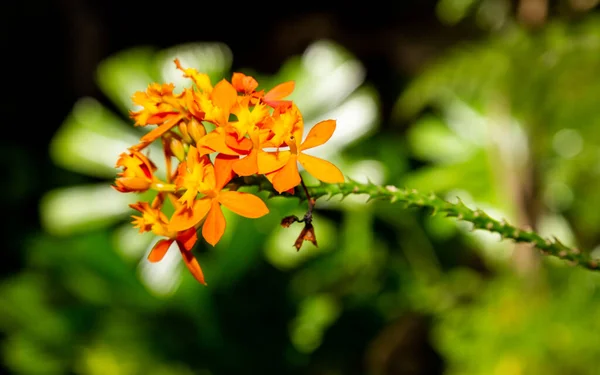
4, 0, 600, 374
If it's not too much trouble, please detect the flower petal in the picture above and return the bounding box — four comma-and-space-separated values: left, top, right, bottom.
140, 114, 183, 144
263, 81, 295, 105
179, 246, 206, 285
176, 227, 198, 251
225, 133, 253, 152
300, 120, 336, 151
298, 153, 345, 184
202, 201, 226, 246
214, 153, 238, 190
211, 79, 237, 112
272, 155, 301, 193
218, 191, 269, 218
169, 197, 212, 232
257, 150, 290, 174
199, 131, 241, 156
147, 239, 173, 263
232, 149, 258, 176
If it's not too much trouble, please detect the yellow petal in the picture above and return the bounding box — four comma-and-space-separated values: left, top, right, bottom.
300, 120, 336, 151
298, 153, 344, 184
218, 191, 269, 218
272, 155, 301, 193
169, 197, 212, 232
202, 201, 226, 246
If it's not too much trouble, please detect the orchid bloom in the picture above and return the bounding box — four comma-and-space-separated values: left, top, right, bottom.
130, 200, 205, 284
114, 149, 157, 193
169, 146, 269, 246
115, 59, 345, 284
264, 119, 345, 193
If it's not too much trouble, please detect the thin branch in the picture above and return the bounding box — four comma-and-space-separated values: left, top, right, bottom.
236, 175, 600, 272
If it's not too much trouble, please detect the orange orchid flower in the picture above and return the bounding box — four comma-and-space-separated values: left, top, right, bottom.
231, 72, 259, 94
114, 149, 157, 192
264, 119, 345, 193
115, 59, 347, 285
130, 83, 179, 127
169, 147, 270, 246
130, 201, 205, 284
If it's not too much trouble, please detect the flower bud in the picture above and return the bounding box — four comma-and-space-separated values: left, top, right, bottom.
188, 117, 206, 144
169, 137, 186, 162
178, 122, 193, 144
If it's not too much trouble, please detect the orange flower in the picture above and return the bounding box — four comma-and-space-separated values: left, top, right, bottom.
130, 83, 179, 127
231, 72, 259, 94
227, 97, 269, 141
170, 147, 270, 246
130, 201, 205, 284
263, 119, 345, 193
114, 149, 157, 192
231, 72, 295, 109
115, 59, 347, 285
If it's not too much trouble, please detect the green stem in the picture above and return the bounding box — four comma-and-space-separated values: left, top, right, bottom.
236, 176, 600, 272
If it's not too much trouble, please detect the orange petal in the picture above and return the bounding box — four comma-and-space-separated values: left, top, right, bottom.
179, 246, 206, 285
176, 227, 198, 251
199, 131, 242, 156
298, 153, 345, 184
264, 169, 277, 184
211, 79, 238, 112
300, 120, 336, 151
263, 81, 295, 103
140, 114, 183, 143
197, 145, 216, 156
202, 201, 226, 246
214, 153, 238, 190
169, 197, 212, 232
232, 149, 258, 176
218, 191, 269, 218
114, 177, 152, 192
225, 133, 253, 152
257, 150, 290, 174
272, 155, 301, 193
147, 239, 173, 263
146, 111, 179, 126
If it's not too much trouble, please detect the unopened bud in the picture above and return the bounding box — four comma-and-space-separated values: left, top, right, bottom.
178, 122, 193, 144
188, 118, 206, 144
169, 137, 186, 161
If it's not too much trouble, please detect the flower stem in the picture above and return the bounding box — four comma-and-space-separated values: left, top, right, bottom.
239, 175, 600, 272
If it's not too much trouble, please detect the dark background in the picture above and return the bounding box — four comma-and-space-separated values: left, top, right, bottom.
3, 0, 479, 275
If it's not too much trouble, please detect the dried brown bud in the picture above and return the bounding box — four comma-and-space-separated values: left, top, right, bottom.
294, 222, 318, 251
281, 215, 300, 228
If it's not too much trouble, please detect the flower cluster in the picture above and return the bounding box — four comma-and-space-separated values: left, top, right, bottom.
113, 59, 344, 284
